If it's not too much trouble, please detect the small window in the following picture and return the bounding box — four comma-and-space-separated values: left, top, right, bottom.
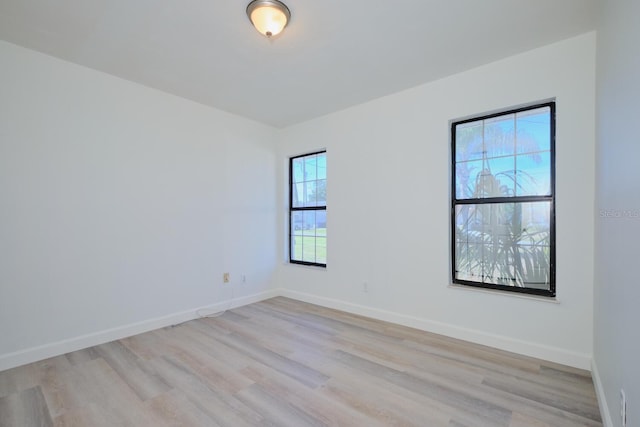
451, 102, 555, 296
290, 151, 326, 266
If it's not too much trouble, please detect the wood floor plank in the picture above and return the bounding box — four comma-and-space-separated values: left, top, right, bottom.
0, 386, 53, 427
55, 358, 166, 426
53, 402, 128, 427
0, 364, 37, 399
199, 326, 330, 389
143, 389, 220, 427
63, 348, 100, 367
0, 297, 602, 427
147, 355, 263, 427
319, 363, 455, 426
239, 360, 388, 427
509, 412, 552, 427
235, 383, 325, 427
482, 373, 602, 421
94, 341, 172, 401
334, 349, 513, 426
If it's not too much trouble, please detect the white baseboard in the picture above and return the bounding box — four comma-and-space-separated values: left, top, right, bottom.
280, 289, 592, 370
591, 358, 614, 427
1, 288, 593, 373
0, 289, 278, 372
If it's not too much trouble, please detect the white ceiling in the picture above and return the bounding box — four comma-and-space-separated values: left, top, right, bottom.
0, 0, 599, 128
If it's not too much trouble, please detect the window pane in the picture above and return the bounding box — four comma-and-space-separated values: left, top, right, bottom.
302, 211, 316, 234
515, 151, 551, 196
290, 158, 326, 208
317, 153, 327, 179
290, 208, 326, 264
456, 159, 482, 199
305, 156, 317, 181
292, 182, 304, 208
485, 114, 515, 158
315, 179, 326, 206
316, 210, 327, 230
486, 156, 516, 198
292, 235, 302, 261
516, 107, 551, 154
458, 157, 518, 199
302, 242, 316, 263
454, 201, 551, 290
454, 106, 552, 200
455, 242, 483, 282
292, 158, 305, 183
291, 211, 303, 233
455, 120, 484, 162
315, 237, 327, 264
305, 181, 317, 206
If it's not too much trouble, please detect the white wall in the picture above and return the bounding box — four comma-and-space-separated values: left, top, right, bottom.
594, 1, 640, 426
0, 41, 278, 370
277, 33, 596, 369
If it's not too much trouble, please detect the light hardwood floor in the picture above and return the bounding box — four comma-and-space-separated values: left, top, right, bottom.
0, 297, 602, 426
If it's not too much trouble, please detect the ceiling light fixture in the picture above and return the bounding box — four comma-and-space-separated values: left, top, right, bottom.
246, 0, 291, 38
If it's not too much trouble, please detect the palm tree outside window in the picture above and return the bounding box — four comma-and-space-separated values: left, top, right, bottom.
451, 102, 555, 297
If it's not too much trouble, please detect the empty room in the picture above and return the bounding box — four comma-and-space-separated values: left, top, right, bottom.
0, 0, 637, 426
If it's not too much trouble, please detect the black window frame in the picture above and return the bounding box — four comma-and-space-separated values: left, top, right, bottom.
451, 101, 556, 297
289, 150, 327, 267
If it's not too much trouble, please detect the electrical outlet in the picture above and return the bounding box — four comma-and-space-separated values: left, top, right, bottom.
223, 273, 230, 283
621, 389, 627, 427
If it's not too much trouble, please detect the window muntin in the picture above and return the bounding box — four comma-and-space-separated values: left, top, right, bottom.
290, 151, 326, 266
451, 102, 555, 296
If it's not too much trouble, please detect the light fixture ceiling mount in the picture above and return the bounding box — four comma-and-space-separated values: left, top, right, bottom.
246, 0, 291, 38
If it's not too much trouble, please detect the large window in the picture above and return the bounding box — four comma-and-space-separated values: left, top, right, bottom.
451, 102, 555, 297
290, 151, 326, 266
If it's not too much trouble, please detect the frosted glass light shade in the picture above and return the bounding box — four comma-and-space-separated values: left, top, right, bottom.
247, 0, 290, 38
